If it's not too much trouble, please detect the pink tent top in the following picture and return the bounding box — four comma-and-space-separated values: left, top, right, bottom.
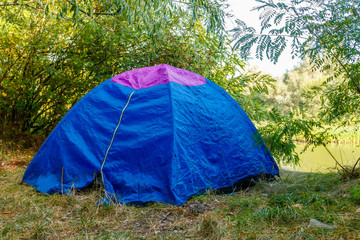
111, 64, 206, 90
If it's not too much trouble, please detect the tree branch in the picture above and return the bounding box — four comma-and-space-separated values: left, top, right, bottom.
254, 33, 308, 40
93, 9, 122, 16
66, 1, 114, 32
290, 7, 360, 96
66, 0, 122, 16
323, 144, 352, 175
351, 156, 360, 175
329, 50, 360, 95
171, 0, 190, 4
0, 1, 37, 7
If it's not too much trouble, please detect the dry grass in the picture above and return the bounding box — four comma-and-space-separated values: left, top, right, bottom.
1, 146, 360, 239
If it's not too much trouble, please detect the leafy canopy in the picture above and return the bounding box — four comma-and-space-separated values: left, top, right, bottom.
0, 0, 244, 137
231, 0, 360, 166
232, 0, 360, 98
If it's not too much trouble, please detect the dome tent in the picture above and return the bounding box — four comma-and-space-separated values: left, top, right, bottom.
22, 64, 279, 205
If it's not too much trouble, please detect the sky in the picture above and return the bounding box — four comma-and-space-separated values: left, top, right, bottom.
226, 0, 301, 77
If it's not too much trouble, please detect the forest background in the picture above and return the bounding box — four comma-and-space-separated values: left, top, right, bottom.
0, 0, 359, 170
1, 1, 360, 239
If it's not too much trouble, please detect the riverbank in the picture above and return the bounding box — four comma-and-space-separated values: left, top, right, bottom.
1, 149, 359, 239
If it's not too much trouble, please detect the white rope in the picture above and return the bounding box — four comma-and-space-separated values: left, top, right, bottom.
100, 91, 136, 186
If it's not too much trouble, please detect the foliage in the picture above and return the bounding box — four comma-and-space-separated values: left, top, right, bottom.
257, 109, 329, 165
1, 1, 310, 167
0, 0, 243, 138
218, 70, 276, 120
224, 65, 334, 165
262, 59, 360, 140
231, 0, 360, 120
264, 60, 329, 117
2, 1, 357, 168
254, 58, 360, 170
211, 67, 323, 165
230, 0, 360, 167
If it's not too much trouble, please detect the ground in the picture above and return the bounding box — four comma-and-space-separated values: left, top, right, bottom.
1, 145, 360, 239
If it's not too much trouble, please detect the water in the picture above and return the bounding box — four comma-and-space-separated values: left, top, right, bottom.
281, 144, 360, 172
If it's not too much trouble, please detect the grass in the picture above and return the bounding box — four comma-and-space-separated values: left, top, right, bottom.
1, 146, 360, 239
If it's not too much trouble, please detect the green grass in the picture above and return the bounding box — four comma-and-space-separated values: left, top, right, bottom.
1, 148, 360, 239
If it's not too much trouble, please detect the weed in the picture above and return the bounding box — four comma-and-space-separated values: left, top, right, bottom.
197, 213, 224, 240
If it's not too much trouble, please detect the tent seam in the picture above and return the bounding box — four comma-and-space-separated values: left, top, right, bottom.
100, 90, 136, 193
167, 78, 179, 202
192, 81, 232, 188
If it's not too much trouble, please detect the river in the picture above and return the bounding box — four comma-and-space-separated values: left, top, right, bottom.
281, 144, 360, 172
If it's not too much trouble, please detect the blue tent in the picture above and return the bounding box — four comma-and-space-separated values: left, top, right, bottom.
23, 64, 279, 205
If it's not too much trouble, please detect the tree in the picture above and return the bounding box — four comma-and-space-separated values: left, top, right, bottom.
0, 0, 244, 138
231, 0, 360, 170
262, 59, 334, 117
1, 1, 330, 167
232, 0, 360, 117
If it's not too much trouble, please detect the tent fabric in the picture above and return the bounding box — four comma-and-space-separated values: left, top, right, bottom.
112, 64, 206, 89
22, 64, 279, 205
